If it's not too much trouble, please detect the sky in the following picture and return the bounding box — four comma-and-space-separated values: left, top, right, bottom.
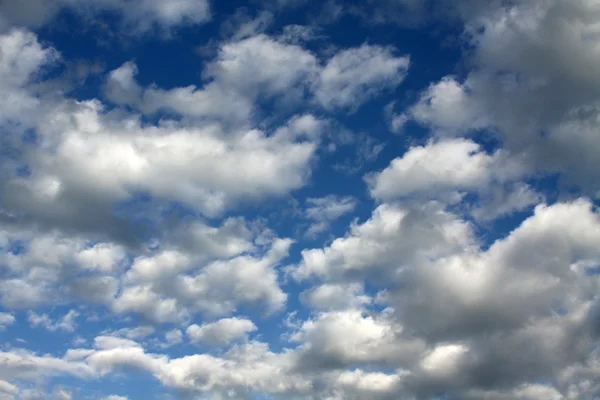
0, 0, 600, 399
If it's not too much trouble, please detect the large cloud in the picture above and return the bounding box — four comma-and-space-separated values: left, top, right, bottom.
398, 0, 600, 195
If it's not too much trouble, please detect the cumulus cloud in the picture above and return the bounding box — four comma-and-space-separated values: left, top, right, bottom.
187, 317, 257, 346
1, 1, 600, 399
313, 44, 410, 110
402, 0, 600, 194
367, 139, 528, 202
292, 201, 475, 282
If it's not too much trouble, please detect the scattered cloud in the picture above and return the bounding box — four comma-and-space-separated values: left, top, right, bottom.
1, 0, 599, 399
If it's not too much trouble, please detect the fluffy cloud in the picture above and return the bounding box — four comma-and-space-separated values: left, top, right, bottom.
1, 1, 599, 399
0, 227, 127, 309
294, 198, 600, 397
401, 0, 600, 194
300, 283, 371, 311
293, 201, 474, 282
22, 100, 319, 218
187, 317, 257, 346
367, 139, 528, 201
0, 313, 15, 331
0, 28, 57, 127
313, 44, 410, 110
115, 236, 291, 322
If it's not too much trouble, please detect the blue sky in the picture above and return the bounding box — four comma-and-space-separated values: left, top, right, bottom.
1, 0, 600, 399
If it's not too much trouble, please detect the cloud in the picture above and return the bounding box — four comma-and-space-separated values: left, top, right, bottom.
402, 0, 600, 194
28, 310, 79, 332
187, 317, 257, 346
292, 201, 475, 282
291, 309, 425, 371
0, 349, 93, 382
314, 44, 410, 110
0, 0, 211, 35
303, 195, 357, 237
0, 313, 15, 330
1, 2, 600, 399
367, 139, 528, 202
20, 100, 319, 218
300, 283, 371, 311
0, 227, 128, 309
0, 28, 58, 127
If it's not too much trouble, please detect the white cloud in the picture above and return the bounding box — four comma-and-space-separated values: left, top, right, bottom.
0, 29, 57, 127
187, 318, 257, 346
2, 3, 600, 399
25, 100, 319, 218
291, 309, 425, 370
28, 310, 79, 332
289, 198, 600, 398
0, 313, 15, 330
314, 44, 410, 110
331, 369, 404, 399
0, 227, 128, 309
0, 349, 93, 382
293, 201, 474, 282
113, 236, 292, 322
367, 139, 528, 202
300, 283, 371, 311
402, 0, 600, 194
404, 77, 489, 136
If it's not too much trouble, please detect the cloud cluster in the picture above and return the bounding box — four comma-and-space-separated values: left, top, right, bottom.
1, 0, 600, 399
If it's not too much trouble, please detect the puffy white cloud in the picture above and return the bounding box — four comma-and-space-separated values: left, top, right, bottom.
400, 77, 489, 136
21, 100, 319, 218
113, 236, 291, 322
300, 283, 371, 311
402, 0, 600, 194
326, 369, 405, 400
293, 201, 474, 282
367, 139, 528, 202
187, 317, 257, 346
0, 227, 128, 309
291, 194, 600, 397
314, 44, 409, 110
291, 310, 425, 370
0, 28, 57, 127
106, 38, 409, 122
